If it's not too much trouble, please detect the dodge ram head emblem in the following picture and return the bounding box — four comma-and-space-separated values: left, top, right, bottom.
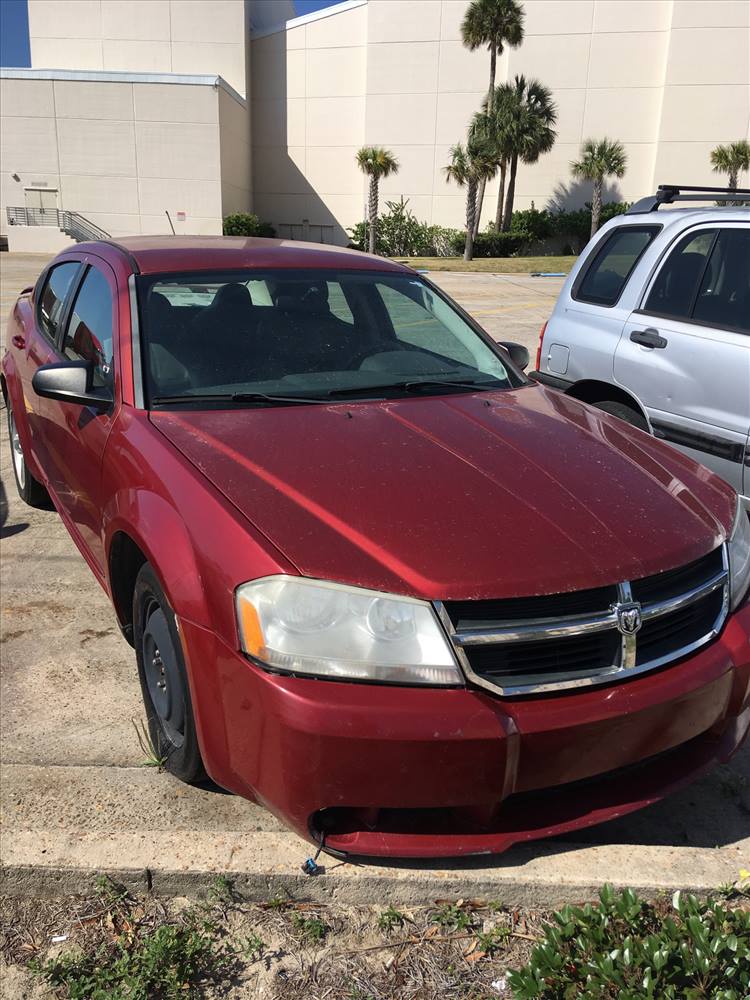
615, 602, 642, 635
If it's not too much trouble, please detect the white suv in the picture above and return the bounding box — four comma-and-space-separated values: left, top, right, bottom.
533, 185, 749, 501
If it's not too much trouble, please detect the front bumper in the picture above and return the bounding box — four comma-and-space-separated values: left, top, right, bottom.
181, 601, 750, 858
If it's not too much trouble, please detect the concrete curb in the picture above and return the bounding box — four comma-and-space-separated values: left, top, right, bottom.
2, 831, 747, 905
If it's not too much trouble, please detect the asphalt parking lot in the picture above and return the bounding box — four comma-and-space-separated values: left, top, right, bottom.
1, 252, 748, 903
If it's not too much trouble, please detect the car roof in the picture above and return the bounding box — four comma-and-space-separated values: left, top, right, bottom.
609, 206, 750, 229
78, 235, 410, 276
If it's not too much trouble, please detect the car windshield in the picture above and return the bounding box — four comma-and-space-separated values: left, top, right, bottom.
137, 269, 524, 406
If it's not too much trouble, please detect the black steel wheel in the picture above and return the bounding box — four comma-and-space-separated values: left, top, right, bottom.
133, 562, 206, 783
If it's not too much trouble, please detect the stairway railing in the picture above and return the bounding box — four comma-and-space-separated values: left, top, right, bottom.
6, 206, 110, 242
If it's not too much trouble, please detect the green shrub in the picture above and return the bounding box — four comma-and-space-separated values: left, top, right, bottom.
509, 885, 750, 1000
348, 198, 461, 257
222, 213, 276, 238
509, 206, 556, 242
450, 230, 531, 257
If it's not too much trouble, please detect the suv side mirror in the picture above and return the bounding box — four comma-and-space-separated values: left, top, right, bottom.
32, 361, 112, 412
498, 341, 530, 371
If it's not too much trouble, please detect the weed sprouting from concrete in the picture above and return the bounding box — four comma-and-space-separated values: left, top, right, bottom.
132, 717, 166, 769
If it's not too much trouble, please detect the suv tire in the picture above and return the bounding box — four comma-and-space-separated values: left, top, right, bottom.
595, 400, 648, 432
133, 562, 206, 784
7, 403, 50, 507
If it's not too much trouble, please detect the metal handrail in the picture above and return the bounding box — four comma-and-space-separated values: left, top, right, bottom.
6, 206, 110, 241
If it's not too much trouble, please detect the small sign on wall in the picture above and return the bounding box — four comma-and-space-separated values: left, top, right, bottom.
176, 211, 186, 222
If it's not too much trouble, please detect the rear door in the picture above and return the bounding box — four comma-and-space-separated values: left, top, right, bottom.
615, 223, 750, 491
19, 260, 82, 472
541, 223, 661, 382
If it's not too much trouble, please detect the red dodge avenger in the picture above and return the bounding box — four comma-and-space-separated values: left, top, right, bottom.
3, 236, 750, 858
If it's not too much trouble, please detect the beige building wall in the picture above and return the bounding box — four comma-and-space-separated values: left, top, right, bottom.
250, 0, 750, 239
27, 0, 248, 97
0, 70, 250, 239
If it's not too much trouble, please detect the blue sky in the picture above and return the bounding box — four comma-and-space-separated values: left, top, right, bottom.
0, 0, 339, 67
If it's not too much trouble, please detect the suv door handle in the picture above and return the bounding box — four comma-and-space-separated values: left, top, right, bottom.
12, 335, 25, 349
630, 328, 667, 349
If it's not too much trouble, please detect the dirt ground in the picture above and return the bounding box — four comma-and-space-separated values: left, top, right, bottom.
0, 882, 546, 999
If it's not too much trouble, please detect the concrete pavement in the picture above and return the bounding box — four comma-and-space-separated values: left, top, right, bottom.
1, 251, 747, 904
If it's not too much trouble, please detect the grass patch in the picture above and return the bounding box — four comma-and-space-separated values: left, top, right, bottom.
391, 255, 577, 274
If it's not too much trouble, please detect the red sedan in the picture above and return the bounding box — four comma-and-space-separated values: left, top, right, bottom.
3, 236, 750, 858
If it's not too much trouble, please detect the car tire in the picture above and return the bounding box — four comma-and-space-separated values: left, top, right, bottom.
133, 562, 206, 784
6, 402, 50, 508
595, 400, 649, 432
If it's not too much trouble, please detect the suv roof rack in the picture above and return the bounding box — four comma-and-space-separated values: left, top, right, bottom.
627, 184, 750, 214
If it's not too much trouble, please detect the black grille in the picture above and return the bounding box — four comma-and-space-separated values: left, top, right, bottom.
444, 546, 725, 694
465, 631, 620, 685
636, 590, 723, 665
631, 548, 723, 605
444, 585, 618, 630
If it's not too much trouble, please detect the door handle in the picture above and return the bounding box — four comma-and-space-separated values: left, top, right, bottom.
630, 328, 667, 349
11, 335, 25, 349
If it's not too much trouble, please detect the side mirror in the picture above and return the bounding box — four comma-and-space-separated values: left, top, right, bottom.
32, 361, 112, 412
498, 341, 530, 371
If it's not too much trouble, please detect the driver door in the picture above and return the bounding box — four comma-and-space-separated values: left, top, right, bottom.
41, 260, 120, 576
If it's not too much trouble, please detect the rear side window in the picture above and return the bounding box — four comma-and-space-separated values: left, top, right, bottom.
643, 229, 716, 321
689, 229, 748, 333
574, 226, 660, 306
62, 266, 115, 388
37, 262, 79, 343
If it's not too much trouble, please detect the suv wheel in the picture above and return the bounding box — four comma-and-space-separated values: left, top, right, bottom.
595, 400, 648, 432
133, 563, 206, 784
7, 403, 50, 507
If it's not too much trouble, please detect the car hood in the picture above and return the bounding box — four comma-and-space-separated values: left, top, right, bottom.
150, 385, 735, 600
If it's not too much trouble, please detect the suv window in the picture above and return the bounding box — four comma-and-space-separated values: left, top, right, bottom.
692, 228, 750, 333
643, 229, 716, 320
62, 266, 114, 388
37, 262, 79, 343
574, 226, 660, 306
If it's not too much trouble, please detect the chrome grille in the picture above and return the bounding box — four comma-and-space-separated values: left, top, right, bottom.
436, 546, 729, 696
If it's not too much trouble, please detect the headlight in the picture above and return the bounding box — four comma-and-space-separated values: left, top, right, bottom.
236, 576, 461, 685
728, 498, 750, 611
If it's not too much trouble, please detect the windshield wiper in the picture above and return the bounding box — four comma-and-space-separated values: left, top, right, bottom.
151, 392, 330, 406
326, 378, 502, 398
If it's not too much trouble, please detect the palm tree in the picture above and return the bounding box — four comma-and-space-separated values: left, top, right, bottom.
444, 136, 496, 261
461, 0, 524, 234
356, 147, 399, 254
710, 140, 750, 191
483, 82, 517, 230
500, 76, 557, 230
468, 109, 499, 236
571, 138, 627, 238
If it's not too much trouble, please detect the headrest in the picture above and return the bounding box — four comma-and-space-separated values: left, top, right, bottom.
212, 282, 253, 310
148, 291, 173, 320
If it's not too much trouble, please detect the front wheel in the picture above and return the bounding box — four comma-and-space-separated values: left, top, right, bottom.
6, 402, 50, 507
595, 400, 649, 432
133, 563, 206, 783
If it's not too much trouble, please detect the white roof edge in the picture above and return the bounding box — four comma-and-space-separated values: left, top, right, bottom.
251, 0, 367, 40
0, 67, 246, 105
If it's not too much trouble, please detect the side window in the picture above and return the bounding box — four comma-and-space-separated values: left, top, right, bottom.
62, 266, 115, 389
574, 226, 660, 306
692, 228, 750, 333
37, 262, 79, 343
642, 229, 716, 320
